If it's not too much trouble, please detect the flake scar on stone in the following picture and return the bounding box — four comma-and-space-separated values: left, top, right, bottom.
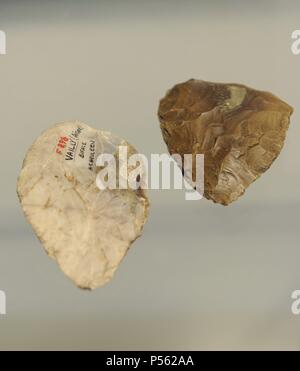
158, 79, 293, 205
17, 122, 149, 289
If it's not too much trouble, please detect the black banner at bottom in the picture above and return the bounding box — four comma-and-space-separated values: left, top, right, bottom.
101, 352, 207, 368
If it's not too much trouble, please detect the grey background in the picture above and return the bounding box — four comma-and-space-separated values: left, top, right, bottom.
0, 0, 300, 350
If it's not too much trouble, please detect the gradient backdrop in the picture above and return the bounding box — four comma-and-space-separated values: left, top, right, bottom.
0, 0, 300, 350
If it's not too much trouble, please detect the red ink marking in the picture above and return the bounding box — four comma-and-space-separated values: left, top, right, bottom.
56, 136, 69, 155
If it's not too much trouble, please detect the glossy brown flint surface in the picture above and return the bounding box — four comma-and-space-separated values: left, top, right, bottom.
158, 79, 293, 205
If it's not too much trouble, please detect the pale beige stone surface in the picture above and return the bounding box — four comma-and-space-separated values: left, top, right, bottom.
158, 79, 293, 205
17, 122, 149, 290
